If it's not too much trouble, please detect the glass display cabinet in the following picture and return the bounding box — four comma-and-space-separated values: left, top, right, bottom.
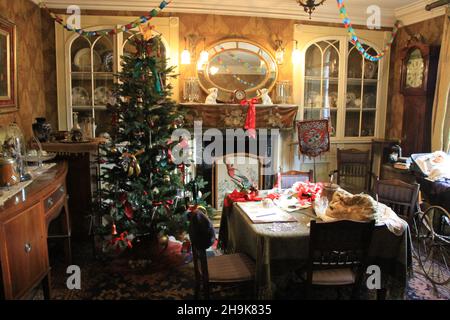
55, 16, 179, 135
294, 25, 390, 143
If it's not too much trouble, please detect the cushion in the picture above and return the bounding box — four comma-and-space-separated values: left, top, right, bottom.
312, 268, 356, 286
189, 210, 216, 250
207, 253, 255, 283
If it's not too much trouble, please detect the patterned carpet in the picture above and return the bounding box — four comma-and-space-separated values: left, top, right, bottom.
37, 239, 450, 300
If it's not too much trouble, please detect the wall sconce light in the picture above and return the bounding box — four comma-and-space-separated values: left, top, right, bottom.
181, 34, 207, 66
181, 37, 191, 65
275, 40, 285, 65
292, 40, 301, 64
197, 37, 209, 70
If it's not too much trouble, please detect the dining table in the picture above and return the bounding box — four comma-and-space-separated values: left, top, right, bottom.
218, 192, 413, 299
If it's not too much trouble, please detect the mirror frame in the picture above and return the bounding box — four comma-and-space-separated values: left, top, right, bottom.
0, 16, 17, 113
197, 39, 278, 102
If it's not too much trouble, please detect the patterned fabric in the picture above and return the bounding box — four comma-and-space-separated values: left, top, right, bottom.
297, 120, 330, 157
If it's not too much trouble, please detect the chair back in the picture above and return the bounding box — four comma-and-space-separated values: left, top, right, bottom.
336, 148, 371, 193
308, 220, 375, 271
280, 170, 313, 189
375, 179, 420, 222
188, 210, 216, 287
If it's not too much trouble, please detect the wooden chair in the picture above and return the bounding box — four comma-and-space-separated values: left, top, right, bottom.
331, 148, 374, 194
189, 210, 255, 300
375, 179, 420, 226
304, 220, 375, 299
279, 170, 313, 189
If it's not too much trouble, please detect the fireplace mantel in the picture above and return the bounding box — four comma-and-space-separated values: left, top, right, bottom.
180, 103, 298, 129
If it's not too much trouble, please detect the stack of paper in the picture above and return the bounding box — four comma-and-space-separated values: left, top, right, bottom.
237, 202, 297, 224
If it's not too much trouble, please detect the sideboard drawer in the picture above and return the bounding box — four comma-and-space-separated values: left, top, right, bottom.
3, 203, 48, 298
44, 184, 65, 212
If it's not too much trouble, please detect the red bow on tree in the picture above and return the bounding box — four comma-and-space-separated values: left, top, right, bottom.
241, 98, 259, 139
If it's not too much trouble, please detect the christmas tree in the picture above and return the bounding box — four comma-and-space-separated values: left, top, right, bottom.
98, 34, 209, 253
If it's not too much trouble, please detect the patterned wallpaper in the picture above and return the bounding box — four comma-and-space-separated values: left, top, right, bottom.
386, 15, 446, 140
0, 0, 56, 140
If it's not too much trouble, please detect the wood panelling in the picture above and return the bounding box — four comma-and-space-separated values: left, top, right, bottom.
386, 16, 446, 140
0, 0, 56, 140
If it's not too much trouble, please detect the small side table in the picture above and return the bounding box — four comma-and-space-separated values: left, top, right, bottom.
40, 139, 105, 240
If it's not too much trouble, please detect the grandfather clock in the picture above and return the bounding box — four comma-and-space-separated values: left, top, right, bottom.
400, 35, 440, 156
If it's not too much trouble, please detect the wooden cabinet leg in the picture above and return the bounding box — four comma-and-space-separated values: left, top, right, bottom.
62, 200, 72, 265
42, 273, 52, 300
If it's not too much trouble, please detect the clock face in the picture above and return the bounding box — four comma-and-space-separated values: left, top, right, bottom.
234, 90, 246, 102
405, 49, 425, 89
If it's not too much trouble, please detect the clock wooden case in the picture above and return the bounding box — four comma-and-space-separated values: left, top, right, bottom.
399, 36, 440, 156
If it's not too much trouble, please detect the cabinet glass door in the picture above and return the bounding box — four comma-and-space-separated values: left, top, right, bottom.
345, 43, 378, 137
70, 33, 114, 137
304, 40, 340, 136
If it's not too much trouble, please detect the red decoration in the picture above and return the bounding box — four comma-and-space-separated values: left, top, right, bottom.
110, 231, 133, 251
119, 193, 134, 220
241, 98, 258, 139
223, 189, 262, 207
292, 181, 323, 206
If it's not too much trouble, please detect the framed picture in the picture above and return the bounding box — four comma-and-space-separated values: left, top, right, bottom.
212, 153, 264, 210
0, 16, 17, 113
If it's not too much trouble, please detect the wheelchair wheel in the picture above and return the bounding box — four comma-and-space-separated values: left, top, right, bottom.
415, 206, 450, 285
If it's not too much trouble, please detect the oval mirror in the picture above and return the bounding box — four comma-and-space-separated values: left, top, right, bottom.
197, 40, 278, 102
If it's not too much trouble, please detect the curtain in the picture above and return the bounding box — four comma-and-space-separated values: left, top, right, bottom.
444, 89, 450, 153
431, 8, 450, 152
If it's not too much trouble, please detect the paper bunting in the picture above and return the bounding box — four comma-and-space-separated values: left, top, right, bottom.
39, 1, 170, 37
336, 0, 401, 62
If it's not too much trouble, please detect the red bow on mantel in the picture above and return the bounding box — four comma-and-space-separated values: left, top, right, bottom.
241, 98, 259, 139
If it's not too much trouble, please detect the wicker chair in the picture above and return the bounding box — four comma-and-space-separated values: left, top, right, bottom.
189, 210, 255, 300
279, 170, 313, 189
303, 220, 375, 299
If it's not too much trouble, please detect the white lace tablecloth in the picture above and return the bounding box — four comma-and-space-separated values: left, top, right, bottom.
0, 163, 56, 206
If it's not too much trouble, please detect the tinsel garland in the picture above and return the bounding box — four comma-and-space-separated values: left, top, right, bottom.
39, 1, 170, 37
337, 0, 401, 62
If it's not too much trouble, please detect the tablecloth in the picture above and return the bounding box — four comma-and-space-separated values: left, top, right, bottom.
218, 199, 412, 299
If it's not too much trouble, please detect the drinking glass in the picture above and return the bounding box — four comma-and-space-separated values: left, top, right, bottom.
276, 80, 291, 104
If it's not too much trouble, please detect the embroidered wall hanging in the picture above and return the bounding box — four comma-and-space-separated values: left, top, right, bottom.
297, 119, 330, 158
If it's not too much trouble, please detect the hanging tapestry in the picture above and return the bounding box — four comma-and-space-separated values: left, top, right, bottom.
297, 119, 330, 158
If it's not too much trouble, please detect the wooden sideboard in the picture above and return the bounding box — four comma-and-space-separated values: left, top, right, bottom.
0, 162, 69, 299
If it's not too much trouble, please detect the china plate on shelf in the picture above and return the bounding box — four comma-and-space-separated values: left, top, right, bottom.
364, 61, 378, 79
102, 51, 113, 72
346, 92, 356, 106
94, 86, 112, 105
328, 92, 338, 108
363, 93, 376, 108
72, 86, 90, 106
73, 48, 102, 72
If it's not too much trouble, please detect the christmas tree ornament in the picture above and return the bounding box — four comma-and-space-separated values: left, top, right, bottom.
163, 175, 171, 183
111, 223, 118, 235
